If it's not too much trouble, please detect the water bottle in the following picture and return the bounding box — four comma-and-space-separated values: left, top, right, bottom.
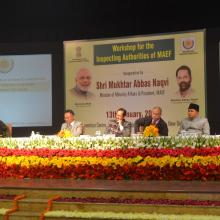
31, 131, 35, 137
95, 130, 101, 136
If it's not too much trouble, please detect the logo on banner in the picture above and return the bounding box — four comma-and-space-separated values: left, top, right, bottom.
180, 37, 196, 53
76, 46, 82, 58
70, 46, 89, 63
0, 57, 14, 73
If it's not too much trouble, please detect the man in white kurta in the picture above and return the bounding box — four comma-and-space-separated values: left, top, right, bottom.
178, 103, 210, 135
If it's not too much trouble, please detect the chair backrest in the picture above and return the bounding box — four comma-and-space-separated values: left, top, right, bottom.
82, 124, 85, 135
6, 123, 12, 137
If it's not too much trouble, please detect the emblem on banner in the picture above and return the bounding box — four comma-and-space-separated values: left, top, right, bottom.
180, 37, 195, 53
75, 46, 82, 58
69, 45, 89, 63
0, 57, 14, 73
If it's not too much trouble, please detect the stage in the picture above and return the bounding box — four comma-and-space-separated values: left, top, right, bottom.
1, 178, 220, 193
0, 179, 220, 220
1, 136, 220, 219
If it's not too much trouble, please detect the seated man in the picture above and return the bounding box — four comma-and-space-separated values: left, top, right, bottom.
178, 103, 210, 135
134, 106, 168, 136
105, 108, 131, 137
0, 120, 10, 137
61, 109, 83, 136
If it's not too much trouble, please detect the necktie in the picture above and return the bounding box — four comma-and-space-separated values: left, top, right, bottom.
67, 124, 72, 131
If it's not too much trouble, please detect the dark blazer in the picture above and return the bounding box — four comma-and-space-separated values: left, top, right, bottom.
134, 116, 168, 136
105, 119, 131, 137
0, 120, 8, 137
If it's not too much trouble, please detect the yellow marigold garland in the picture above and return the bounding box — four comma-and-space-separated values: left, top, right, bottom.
143, 125, 159, 137
57, 129, 73, 138
1, 155, 220, 168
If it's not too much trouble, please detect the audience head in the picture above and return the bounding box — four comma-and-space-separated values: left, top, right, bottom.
151, 106, 162, 121
64, 109, 75, 124
116, 108, 127, 122
187, 103, 199, 119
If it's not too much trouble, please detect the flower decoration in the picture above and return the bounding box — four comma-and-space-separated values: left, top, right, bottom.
45, 210, 220, 220
2, 138, 220, 180
57, 129, 73, 138
143, 125, 159, 137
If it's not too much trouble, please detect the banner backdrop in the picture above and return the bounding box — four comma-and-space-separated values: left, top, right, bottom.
64, 30, 206, 135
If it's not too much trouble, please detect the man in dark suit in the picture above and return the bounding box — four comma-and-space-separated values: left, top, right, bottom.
134, 106, 168, 136
0, 120, 9, 137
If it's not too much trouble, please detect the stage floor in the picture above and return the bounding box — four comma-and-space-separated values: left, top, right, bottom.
0, 179, 220, 193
